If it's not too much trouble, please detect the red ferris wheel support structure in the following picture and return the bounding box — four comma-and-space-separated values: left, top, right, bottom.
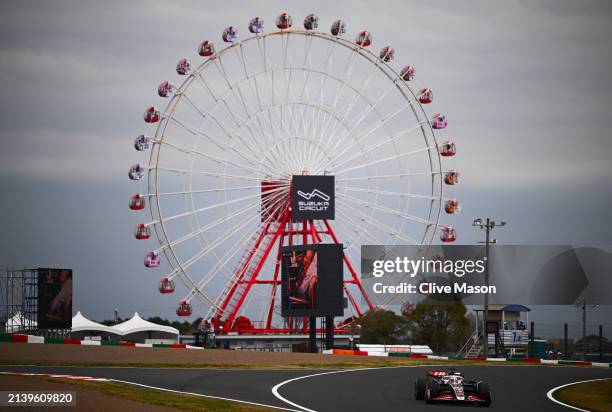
210, 191, 374, 335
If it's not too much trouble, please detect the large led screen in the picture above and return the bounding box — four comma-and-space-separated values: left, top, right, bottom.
37, 268, 73, 329
281, 244, 344, 317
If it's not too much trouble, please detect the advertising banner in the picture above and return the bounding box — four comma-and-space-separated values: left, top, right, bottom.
291, 175, 335, 220
37, 268, 73, 329
281, 244, 344, 317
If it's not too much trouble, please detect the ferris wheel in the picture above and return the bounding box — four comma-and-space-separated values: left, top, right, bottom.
129, 12, 459, 333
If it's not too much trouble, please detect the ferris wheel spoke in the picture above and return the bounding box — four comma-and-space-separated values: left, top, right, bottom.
338, 186, 443, 201
149, 166, 264, 182
214, 58, 250, 119
143, 185, 261, 198
155, 139, 265, 176
257, 36, 285, 139
172, 273, 218, 309
307, 38, 340, 154
241, 100, 349, 174
291, 35, 314, 128
334, 203, 389, 245
192, 74, 244, 127
167, 115, 272, 173
280, 33, 290, 134
338, 192, 438, 227
287, 38, 314, 142
335, 82, 397, 144
166, 115, 225, 151
261, 36, 280, 119
192, 74, 247, 131
235, 46, 279, 156
156, 202, 258, 254
240, 104, 297, 172
308, 79, 396, 174
337, 198, 419, 244
336, 171, 444, 182
326, 120, 422, 167
146, 188, 286, 227
189, 221, 261, 292
276, 37, 302, 138
179, 223, 257, 308
203, 194, 290, 316
261, 61, 295, 140
210, 63, 270, 158
192, 73, 270, 159
332, 144, 435, 175
165, 210, 258, 278
181, 91, 267, 160
325, 104, 412, 166
322, 49, 382, 144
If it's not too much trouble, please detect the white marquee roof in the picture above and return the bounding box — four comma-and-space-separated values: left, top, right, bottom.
71, 311, 119, 335
112, 312, 179, 337
6, 311, 37, 333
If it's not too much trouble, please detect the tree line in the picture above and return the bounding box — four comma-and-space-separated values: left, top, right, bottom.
356, 298, 472, 354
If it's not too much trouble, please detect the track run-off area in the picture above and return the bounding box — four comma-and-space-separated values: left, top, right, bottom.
1, 364, 610, 411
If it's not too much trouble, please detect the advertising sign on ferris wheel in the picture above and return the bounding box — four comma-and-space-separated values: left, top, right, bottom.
291, 175, 335, 220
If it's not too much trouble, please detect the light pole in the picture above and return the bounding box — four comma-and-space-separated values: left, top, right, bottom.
473, 218, 506, 357
575, 300, 599, 361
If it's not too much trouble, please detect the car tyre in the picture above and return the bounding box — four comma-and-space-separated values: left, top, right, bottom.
425, 381, 438, 404
414, 378, 426, 400
477, 382, 491, 407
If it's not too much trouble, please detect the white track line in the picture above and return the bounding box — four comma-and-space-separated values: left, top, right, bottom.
272, 366, 420, 412
1, 371, 300, 411
111, 379, 302, 411
546, 378, 611, 411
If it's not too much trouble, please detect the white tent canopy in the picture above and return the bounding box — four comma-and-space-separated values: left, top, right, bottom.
5, 311, 37, 333
71, 311, 119, 335
113, 312, 179, 338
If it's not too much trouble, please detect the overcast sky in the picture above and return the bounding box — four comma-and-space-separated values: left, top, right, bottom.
0, 1, 611, 338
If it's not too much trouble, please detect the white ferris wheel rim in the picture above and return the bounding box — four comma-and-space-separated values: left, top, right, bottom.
139, 28, 449, 315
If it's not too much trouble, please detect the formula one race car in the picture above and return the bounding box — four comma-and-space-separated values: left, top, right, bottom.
414, 369, 491, 406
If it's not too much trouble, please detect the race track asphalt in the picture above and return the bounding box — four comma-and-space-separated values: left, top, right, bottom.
1, 364, 610, 411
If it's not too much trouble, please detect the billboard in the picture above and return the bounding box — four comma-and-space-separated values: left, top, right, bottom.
37, 268, 72, 329
291, 175, 335, 220
281, 244, 344, 317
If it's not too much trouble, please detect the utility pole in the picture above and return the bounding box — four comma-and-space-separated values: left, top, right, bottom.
599, 325, 603, 363
473, 217, 506, 357
581, 300, 586, 362
564, 323, 568, 360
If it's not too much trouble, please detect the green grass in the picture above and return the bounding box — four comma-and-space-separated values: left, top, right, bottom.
554, 379, 612, 412
0, 357, 473, 370
42, 376, 273, 412
0, 356, 592, 370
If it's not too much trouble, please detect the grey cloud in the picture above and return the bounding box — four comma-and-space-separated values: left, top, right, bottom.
0, 0, 611, 333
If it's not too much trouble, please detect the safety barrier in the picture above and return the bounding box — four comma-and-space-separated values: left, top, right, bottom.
325, 344, 611, 368
1, 333, 609, 367
0, 333, 200, 350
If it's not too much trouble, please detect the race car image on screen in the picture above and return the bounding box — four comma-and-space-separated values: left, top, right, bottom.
414, 369, 491, 406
